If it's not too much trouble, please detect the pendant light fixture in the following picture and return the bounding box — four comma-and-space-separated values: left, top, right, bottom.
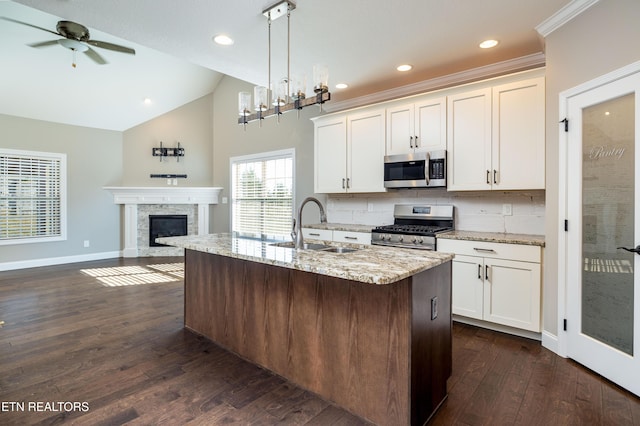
238, 0, 330, 127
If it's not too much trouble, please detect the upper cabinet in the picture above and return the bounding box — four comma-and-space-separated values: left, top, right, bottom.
314, 108, 386, 194
386, 96, 447, 156
447, 75, 545, 191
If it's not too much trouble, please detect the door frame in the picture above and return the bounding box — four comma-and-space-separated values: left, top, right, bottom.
557, 59, 640, 358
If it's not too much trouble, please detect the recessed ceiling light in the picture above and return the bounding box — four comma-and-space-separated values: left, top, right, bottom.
396, 64, 413, 72
143, 98, 152, 105
335, 83, 349, 89
213, 34, 234, 46
479, 39, 499, 49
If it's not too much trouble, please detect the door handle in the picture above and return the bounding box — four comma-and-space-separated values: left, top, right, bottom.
617, 245, 640, 254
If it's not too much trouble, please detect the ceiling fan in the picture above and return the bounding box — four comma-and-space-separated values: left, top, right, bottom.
1, 17, 136, 67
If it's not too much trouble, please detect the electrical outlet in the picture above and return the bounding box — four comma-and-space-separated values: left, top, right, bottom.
83, 240, 90, 248
167, 179, 172, 185
431, 296, 438, 320
222, 197, 228, 204
502, 203, 512, 216
172, 179, 178, 185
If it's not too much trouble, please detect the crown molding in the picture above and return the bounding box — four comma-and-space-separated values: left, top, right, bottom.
535, 0, 600, 38
324, 53, 545, 113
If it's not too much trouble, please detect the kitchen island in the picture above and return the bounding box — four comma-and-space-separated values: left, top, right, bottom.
157, 234, 454, 426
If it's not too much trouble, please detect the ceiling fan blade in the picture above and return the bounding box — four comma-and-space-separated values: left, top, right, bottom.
87, 40, 135, 55
0, 16, 61, 37
84, 46, 108, 65
27, 40, 60, 48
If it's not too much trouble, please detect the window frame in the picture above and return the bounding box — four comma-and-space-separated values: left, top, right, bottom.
229, 148, 296, 241
0, 148, 67, 245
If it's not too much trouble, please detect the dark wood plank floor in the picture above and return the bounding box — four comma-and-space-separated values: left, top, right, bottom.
1, 257, 639, 425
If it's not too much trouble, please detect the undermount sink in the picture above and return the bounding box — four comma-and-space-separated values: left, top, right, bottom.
271, 241, 332, 250
270, 241, 358, 253
322, 247, 358, 254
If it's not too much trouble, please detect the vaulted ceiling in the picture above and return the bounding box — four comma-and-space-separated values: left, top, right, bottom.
1, 0, 570, 131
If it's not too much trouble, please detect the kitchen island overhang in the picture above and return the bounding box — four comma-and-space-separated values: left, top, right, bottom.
158, 234, 453, 426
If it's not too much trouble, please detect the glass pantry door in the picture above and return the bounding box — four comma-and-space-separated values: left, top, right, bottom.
566, 70, 640, 396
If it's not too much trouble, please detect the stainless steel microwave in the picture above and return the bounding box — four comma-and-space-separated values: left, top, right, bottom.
383, 150, 447, 189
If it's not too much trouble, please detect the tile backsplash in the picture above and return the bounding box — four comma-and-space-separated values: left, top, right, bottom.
325, 189, 545, 235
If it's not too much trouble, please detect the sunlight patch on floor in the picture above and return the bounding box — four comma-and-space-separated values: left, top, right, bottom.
80, 263, 184, 287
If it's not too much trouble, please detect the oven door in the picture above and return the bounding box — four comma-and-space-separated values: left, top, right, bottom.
384, 153, 427, 188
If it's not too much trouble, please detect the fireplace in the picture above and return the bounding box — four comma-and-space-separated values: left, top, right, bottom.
149, 215, 187, 247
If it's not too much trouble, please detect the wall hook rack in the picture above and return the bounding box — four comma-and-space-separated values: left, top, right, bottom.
152, 141, 185, 162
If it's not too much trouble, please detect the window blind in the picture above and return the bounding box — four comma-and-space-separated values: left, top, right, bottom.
231, 152, 293, 241
0, 149, 65, 244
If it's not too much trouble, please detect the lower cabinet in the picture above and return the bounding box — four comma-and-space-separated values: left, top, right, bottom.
302, 228, 371, 245
438, 239, 541, 332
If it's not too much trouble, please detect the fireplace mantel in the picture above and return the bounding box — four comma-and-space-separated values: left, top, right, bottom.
104, 187, 223, 257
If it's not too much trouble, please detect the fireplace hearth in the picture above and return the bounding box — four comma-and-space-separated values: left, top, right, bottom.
149, 215, 187, 247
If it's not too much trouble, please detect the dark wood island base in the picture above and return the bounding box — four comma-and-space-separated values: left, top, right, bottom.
184, 248, 452, 426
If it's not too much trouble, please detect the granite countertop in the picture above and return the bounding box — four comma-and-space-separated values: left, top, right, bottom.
437, 230, 545, 247
157, 233, 453, 285
304, 223, 377, 233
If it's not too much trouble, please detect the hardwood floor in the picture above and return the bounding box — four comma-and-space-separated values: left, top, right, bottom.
1, 257, 639, 425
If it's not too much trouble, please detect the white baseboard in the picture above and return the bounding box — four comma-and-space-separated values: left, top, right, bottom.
0, 251, 121, 272
541, 330, 563, 356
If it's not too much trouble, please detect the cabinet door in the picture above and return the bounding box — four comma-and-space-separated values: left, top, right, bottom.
333, 230, 371, 245
314, 116, 347, 193
492, 77, 545, 190
483, 258, 541, 332
415, 96, 446, 153
347, 109, 386, 193
451, 254, 484, 320
386, 103, 414, 156
447, 88, 492, 191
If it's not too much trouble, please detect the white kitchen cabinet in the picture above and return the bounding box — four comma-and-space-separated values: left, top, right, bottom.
301, 228, 333, 241
438, 239, 541, 332
302, 228, 371, 245
386, 96, 446, 156
314, 116, 347, 193
446, 76, 545, 191
313, 108, 386, 193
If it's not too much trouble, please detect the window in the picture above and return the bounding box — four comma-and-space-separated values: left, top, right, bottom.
230, 149, 294, 241
0, 149, 66, 245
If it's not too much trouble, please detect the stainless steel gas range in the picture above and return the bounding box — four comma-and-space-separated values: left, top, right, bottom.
371, 204, 454, 251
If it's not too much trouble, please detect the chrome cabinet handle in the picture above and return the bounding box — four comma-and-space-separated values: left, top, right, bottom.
473, 247, 496, 253
478, 264, 482, 279
414, 135, 419, 148
493, 169, 497, 184
309, 232, 320, 237
342, 178, 346, 189
410, 136, 414, 148
485, 265, 489, 281
346, 178, 350, 188
344, 236, 358, 240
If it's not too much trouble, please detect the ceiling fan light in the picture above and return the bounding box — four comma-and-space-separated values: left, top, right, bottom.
58, 38, 88, 52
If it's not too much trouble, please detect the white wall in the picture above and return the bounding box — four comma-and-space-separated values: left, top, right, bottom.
0, 114, 122, 268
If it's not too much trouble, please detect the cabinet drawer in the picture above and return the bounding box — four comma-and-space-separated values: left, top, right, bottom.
302, 228, 333, 241
333, 230, 371, 245
438, 239, 540, 263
